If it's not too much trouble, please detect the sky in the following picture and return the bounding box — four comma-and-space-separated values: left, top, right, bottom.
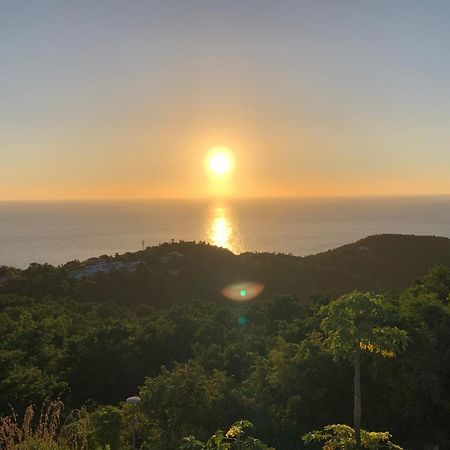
1, 0, 450, 200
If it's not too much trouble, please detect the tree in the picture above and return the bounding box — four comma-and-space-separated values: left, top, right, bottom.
138, 361, 231, 449
241, 334, 350, 449
88, 405, 123, 450
319, 292, 408, 447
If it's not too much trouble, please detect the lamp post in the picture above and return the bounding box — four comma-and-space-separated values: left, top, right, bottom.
126, 396, 141, 450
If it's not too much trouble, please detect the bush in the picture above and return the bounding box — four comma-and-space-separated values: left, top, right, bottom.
181, 420, 274, 449
303, 424, 403, 450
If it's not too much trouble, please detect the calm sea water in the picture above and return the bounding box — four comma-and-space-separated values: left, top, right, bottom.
1, 197, 450, 269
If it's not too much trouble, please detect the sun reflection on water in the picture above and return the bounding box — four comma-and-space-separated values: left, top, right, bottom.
205, 205, 243, 254
211, 208, 231, 248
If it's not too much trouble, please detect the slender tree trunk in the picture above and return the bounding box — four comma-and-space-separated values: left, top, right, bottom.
354, 347, 362, 448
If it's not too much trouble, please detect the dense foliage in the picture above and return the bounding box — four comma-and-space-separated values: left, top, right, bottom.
182, 420, 273, 449
319, 291, 409, 446
0, 248, 449, 449
303, 424, 403, 450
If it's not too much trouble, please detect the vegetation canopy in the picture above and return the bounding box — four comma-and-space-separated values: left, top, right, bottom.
0, 241, 449, 449
303, 424, 403, 450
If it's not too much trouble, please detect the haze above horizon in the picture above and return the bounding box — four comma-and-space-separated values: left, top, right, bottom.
2, 1, 450, 201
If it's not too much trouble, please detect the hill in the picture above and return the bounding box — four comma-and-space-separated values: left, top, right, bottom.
2, 234, 450, 306
0, 234, 449, 449
238, 233, 450, 301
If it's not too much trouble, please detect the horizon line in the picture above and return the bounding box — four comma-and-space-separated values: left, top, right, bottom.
1, 193, 450, 203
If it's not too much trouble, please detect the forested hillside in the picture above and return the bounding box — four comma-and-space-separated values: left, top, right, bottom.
2, 234, 450, 308
0, 235, 449, 449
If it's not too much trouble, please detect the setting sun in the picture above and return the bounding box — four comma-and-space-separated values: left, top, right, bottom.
206, 148, 234, 177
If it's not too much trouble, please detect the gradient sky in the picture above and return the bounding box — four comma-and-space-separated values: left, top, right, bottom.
2, 0, 450, 200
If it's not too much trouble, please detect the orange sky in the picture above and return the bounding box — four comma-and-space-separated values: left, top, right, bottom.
1, 1, 450, 200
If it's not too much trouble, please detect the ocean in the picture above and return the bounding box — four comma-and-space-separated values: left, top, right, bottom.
1, 196, 450, 269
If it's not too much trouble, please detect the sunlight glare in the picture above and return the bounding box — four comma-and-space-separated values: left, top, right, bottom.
206, 147, 234, 177
210, 207, 232, 249
204, 205, 244, 254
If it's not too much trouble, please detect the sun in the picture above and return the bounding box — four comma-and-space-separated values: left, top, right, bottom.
206, 147, 234, 177
210, 153, 231, 175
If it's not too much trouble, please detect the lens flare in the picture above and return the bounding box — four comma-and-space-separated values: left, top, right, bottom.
221, 281, 264, 301
238, 315, 249, 326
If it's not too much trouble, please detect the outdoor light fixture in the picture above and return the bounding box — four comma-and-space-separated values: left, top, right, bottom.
126, 396, 141, 450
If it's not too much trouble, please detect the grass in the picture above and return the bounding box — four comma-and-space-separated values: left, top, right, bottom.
0, 401, 91, 450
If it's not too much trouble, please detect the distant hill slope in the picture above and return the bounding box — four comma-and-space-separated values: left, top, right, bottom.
3, 234, 450, 305
127, 234, 450, 304
232, 234, 450, 301
302, 234, 450, 295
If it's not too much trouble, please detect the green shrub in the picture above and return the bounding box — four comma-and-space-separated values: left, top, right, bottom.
303, 424, 403, 450
182, 420, 274, 449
